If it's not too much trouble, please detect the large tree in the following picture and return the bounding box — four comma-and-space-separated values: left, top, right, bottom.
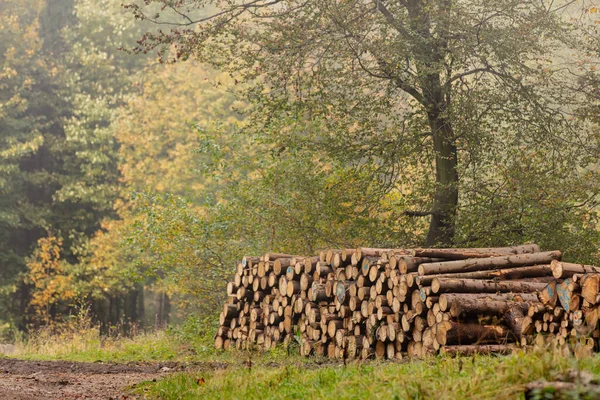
128, 0, 600, 246
0, 0, 150, 328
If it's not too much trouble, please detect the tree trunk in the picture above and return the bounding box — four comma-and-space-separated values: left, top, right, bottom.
404, 0, 458, 246
425, 112, 458, 247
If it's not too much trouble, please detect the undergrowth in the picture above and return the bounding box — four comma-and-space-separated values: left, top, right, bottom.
133, 350, 600, 400
5, 311, 223, 363
8, 312, 600, 400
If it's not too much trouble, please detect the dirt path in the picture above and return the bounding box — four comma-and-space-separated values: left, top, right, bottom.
0, 358, 227, 399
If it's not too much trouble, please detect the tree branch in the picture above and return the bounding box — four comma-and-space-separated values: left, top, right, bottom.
373, 0, 411, 38
404, 210, 433, 217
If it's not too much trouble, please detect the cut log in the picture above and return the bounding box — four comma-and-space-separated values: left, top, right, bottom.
551, 260, 600, 279
417, 265, 554, 286
412, 244, 540, 259
264, 253, 295, 262
582, 275, 600, 305
504, 303, 532, 338
357, 248, 407, 259
397, 256, 444, 274
431, 278, 548, 294
441, 344, 516, 356
556, 278, 580, 312
241, 256, 261, 268
441, 296, 536, 318
303, 256, 320, 273
418, 251, 561, 276
436, 321, 511, 346
539, 282, 557, 307
273, 258, 292, 275
439, 293, 539, 312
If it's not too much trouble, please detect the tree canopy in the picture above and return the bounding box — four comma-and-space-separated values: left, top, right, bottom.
129, 0, 600, 247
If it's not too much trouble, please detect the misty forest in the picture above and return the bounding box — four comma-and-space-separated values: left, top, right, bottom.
1, 0, 600, 399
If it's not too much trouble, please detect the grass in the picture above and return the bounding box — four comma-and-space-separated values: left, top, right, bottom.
10, 328, 193, 362
7, 318, 600, 399
132, 349, 600, 400
5, 314, 224, 363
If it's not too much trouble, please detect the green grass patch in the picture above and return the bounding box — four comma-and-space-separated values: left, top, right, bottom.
134, 350, 600, 400
7, 315, 226, 363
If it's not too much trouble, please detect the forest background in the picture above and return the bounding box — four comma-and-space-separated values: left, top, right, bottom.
1, 0, 600, 338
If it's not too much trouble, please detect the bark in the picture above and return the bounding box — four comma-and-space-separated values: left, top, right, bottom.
397, 256, 443, 274
439, 293, 538, 312
504, 304, 531, 338
418, 251, 561, 276
440, 295, 536, 318
436, 321, 512, 346
424, 111, 458, 246
412, 244, 541, 260
441, 344, 516, 356
416, 264, 554, 286
431, 278, 548, 294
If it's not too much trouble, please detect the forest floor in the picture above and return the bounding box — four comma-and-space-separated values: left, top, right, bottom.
6, 325, 600, 399
4, 350, 600, 399
0, 358, 228, 399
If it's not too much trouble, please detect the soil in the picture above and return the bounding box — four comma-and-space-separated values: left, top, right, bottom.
0, 358, 228, 399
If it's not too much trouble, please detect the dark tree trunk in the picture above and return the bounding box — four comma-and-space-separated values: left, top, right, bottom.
425, 114, 458, 246
406, 0, 459, 246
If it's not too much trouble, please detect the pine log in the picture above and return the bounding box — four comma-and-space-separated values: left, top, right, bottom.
325, 249, 341, 265
264, 253, 295, 262
539, 282, 557, 307
412, 244, 540, 259
357, 247, 408, 259
418, 251, 561, 276
272, 258, 291, 275
397, 256, 444, 274
241, 256, 261, 268
441, 344, 516, 356
551, 260, 600, 279
504, 303, 533, 338
416, 265, 554, 286
441, 296, 536, 318
340, 249, 356, 262
436, 321, 512, 346
303, 256, 320, 273
311, 282, 328, 302
556, 278, 580, 312
582, 274, 600, 305
300, 273, 314, 291
431, 278, 547, 294
439, 293, 539, 312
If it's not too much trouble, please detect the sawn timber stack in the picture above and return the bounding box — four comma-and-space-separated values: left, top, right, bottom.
215, 244, 600, 358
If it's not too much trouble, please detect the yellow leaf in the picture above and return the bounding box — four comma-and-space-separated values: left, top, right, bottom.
590, 7, 598, 13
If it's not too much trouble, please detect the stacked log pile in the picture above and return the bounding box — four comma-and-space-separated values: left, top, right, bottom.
215, 244, 600, 359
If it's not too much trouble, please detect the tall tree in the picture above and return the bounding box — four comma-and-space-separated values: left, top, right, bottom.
0, 0, 148, 327
129, 0, 600, 246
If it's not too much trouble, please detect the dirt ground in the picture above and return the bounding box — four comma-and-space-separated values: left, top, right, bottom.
0, 358, 226, 399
